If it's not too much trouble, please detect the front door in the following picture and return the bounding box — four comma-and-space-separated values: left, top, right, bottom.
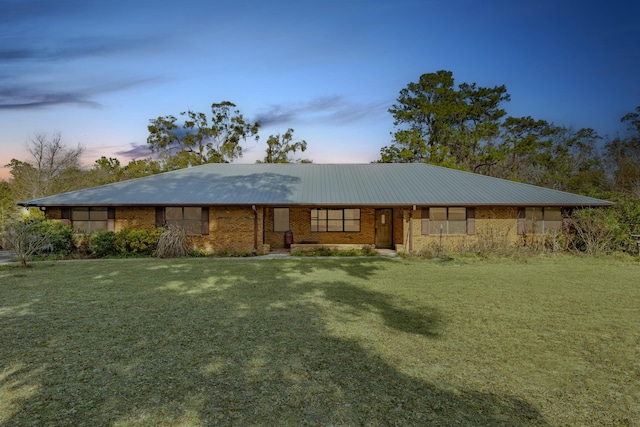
375, 209, 393, 249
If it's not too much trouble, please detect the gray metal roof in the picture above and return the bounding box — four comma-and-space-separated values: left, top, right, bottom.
19, 163, 614, 207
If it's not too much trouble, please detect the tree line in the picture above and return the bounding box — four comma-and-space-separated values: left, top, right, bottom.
381, 70, 639, 197
1, 70, 639, 229
1, 102, 308, 216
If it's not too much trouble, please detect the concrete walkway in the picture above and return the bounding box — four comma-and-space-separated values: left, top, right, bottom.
0, 249, 397, 263
261, 248, 398, 259
0, 250, 15, 264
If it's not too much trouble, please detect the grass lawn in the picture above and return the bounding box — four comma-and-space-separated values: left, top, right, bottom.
0, 256, 638, 426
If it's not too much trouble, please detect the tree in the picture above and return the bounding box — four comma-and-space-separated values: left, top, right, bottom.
0, 181, 19, 249
380, 71, 610, 195
604, 106, 640, 194
259, 128, 308, 163
5, 219, 52, 267
147, 101, 260, 169
84, 156, 163, 186
493, 118, 606, 193
85, 156, 124, 186
496, 116, 558, 181
381, 70, 509, 168
121, 158, 163, 180
544, 127, 606, 194
6, 133, 85, 201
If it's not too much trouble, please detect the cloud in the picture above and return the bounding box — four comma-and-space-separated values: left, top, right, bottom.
0, 87, 99, 110
0, 78, 162, 110
115, 143, 155, 160
255, 96, 390, 127
0, 37, 162, 63
0, 4, 171, 111
0, 0, 83, 23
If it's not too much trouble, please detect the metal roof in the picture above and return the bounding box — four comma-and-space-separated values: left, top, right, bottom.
19, 163, 614, 207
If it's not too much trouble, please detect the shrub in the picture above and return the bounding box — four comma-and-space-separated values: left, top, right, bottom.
557, 195, 640, 254
5, 219, 52, 266
187, 248, 208, 257
292, 245, 379, 257
568, 208, 624, 255
74, 234, 91, 257
114, 228, 162, 256
33, 220, 74, 255
216, 250, 253, 257
157, 225, 190, 258
611, 194, 640, 253
90, 231, 117, 257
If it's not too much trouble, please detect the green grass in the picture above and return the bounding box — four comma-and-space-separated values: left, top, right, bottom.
291, 246, 379, 257
1, 256, 638, 426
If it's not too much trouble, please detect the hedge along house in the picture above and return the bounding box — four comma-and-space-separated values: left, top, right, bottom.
18, 163, 613, 254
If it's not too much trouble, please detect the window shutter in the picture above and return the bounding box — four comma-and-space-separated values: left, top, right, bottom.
517, 207, 526, 235
155, 207, 165, 228
466, 208, 476, 235
61, 207, 71, 220
421, 208, 429, 235
201, 207, 209, 235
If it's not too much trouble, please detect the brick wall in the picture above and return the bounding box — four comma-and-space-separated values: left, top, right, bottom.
115, 207, 156, 231
404, 206, 520, 253
191, 207, 256, 254
264, 207, 378, 249
393, 208, 404, 246
112, 207, 258, 253
46, 205, 407, 252
45, 204, 525, 255
45, 206, 260, 254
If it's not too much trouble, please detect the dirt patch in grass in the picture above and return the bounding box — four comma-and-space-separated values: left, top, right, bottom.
1, 256, 638, 425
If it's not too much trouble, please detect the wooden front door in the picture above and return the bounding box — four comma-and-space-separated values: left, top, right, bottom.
375, 209, 393, 248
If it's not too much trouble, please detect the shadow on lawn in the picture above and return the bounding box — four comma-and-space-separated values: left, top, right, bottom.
323, 282, 443, 337
0, 259, 549, 426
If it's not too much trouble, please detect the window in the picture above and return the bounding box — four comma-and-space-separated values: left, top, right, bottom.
273, 208, 290, 232
422, 207, 467, 235
311, 208, 360, 232
520, 207, 562, 234
72, 207, 108, 233
165, 207, 204, 235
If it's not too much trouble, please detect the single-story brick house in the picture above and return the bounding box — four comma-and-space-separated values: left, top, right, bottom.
19, 163, 613, 254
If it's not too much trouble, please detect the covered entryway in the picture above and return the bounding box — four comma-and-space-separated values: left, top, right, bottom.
375, 209, 393, 249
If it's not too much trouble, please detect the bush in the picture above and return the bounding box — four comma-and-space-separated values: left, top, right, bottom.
33, 220, 74, 255
215, 249, 253, 257
568, 193, 640, 254
113, 228, 162, 256
611, 194, 640, 253
568, 208, 626, 255
5, 219, 52, 266
157, 225, 190, 258
187, 248, 208, 257
292, 245, 379, 257
90, 231, 118, 257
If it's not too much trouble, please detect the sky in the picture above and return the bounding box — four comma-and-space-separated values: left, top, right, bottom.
1, 0, 639, 181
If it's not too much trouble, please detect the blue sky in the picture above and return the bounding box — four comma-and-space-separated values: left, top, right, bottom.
1, 0, 639, 180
